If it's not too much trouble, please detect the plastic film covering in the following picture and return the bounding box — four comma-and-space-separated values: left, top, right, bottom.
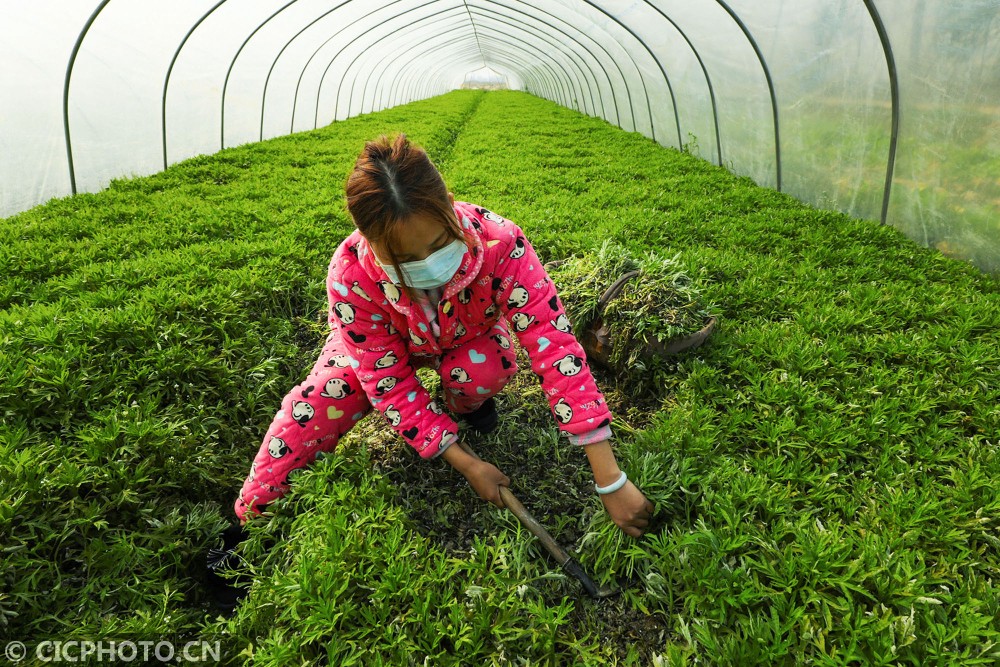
875, 2, 999, 270
719, 2, 890, 217
1, 1, 997, 272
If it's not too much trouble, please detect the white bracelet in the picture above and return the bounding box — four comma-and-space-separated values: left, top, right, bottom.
594, 471, 627, 495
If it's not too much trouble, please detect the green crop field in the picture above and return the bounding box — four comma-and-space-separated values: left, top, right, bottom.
2, 89, 998, 665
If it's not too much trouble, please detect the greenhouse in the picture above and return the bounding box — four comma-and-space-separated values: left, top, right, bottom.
2, 1, 998, 665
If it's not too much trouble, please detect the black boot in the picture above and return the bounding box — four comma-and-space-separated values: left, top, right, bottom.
461, 397, 499, 434
205, 523, 251, 614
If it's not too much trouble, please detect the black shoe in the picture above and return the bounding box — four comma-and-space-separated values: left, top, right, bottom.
206, 523, 251, 613
461, 397, 499, 434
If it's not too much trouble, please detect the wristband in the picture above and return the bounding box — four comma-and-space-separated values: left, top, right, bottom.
594, 471, 627, 495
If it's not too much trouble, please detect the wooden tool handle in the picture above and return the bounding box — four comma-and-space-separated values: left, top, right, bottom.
457, 441, 569, 564
497, 486, 569, 565
454, 441, 618, 599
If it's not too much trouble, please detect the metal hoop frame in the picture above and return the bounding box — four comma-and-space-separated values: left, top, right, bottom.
713, 0, 783, 190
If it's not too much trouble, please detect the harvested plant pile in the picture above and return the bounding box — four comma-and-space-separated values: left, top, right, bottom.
548, 241, 717, 391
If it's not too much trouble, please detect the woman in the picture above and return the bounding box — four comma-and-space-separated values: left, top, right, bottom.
207, 133, 653, 610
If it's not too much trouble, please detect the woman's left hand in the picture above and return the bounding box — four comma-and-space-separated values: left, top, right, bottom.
600, 481, 654, 538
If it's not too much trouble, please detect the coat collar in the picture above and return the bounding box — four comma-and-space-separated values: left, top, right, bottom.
355, 204, 485, 315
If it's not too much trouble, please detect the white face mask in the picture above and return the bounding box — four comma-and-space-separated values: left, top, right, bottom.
379, 239, 466, 289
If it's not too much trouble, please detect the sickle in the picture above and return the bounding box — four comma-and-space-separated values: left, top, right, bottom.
497, 486, 619, 599
457, 441, 618, 599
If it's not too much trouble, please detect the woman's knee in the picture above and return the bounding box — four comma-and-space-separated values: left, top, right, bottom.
442, 336, 516, 386
439, 344, 517, 413
253, 406, 366, 486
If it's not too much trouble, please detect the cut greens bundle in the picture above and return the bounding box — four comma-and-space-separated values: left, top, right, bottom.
546, 241, 717, 393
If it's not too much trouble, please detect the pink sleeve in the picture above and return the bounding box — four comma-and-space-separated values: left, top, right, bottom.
568, 423, 613, 445
491, 224, 613, 438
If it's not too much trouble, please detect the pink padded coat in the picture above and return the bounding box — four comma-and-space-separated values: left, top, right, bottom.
327, 201, 612, 459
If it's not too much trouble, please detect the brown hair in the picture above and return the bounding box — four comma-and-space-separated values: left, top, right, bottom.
344, 133, 465, 298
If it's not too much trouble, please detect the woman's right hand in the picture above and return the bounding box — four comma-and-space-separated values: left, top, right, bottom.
462, 458, 511, 508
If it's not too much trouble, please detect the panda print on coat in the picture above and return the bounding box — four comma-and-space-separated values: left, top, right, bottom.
321, 378, 355, 399
327, 354, 352, 368
319, 378, 354, 399
551, 313, 572, 333
553, 399, 573, 424
510, 237, 526, 259
291, 400, 315, 426
480, 209, 506, 225
379, 281, 402, 305
268, 436, 290, 459
427, 400, 444, 415
450, 367, 472, 383
410, 330, 426, 346
375, 350, 398, 369
492, 332, 511, 349
351, 281, 372, 301
376, 377, 397, 395
511, 312, 536, 332
454, 322, 467, 340
554, 354, 583, 377
507, 285, 529, 309
334, 302, 355, 325
385, 405, 402, 426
